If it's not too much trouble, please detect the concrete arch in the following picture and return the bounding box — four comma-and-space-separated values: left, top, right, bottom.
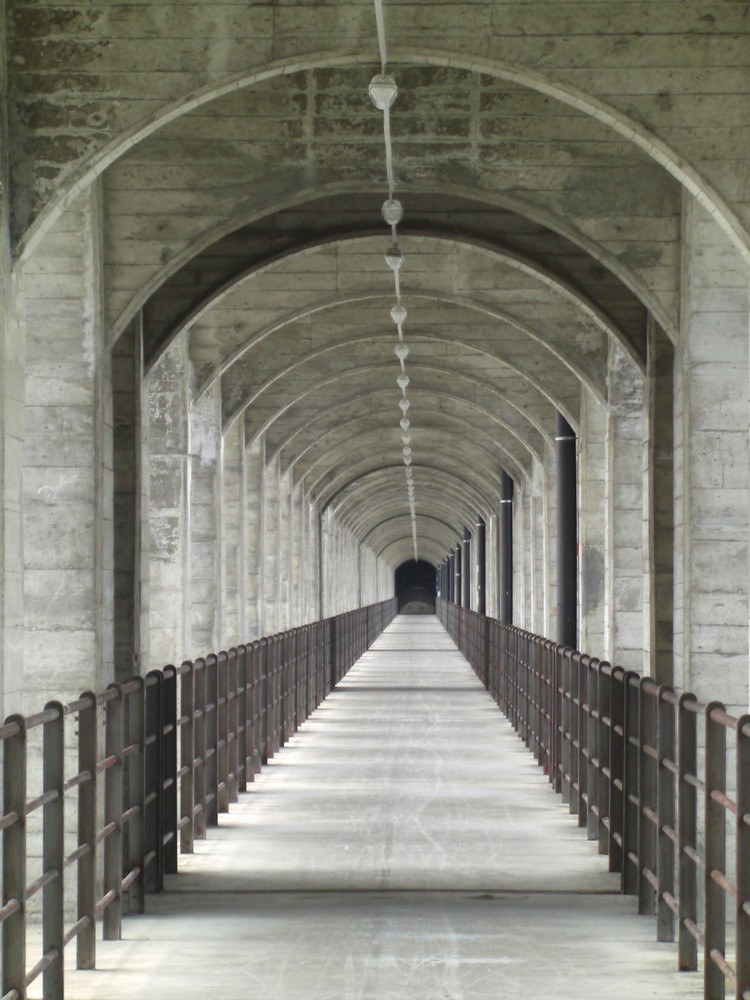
16, 47, 749, 270
232, 357, 577, 444
177, 241, 634, 391
281, 406, 540, 492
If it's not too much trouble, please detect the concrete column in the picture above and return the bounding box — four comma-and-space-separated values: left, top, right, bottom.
606, 344, 645, 672
244, 434, 264, 639
112, 318, 146, 681
190, 384, 222, 656
222, 419, 245, 646
278, 469, 292, 628
290, 482, 303, 625
645, 323, 675, 684
148, 335, 190, 669
556, 413, 577, 649
21, 189, 114, 705
674, 198, 749, 712
500, 470, 513, 625
453, 542, 461, 605
578, 390, 607, 656
0, 203, 23, 716
530, 458, 547, 634
461, 526, 471, 608
263, 452, 281, 634
475, 518, 486, 615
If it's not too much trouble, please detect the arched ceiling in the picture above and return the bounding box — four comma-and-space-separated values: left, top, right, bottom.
107, 59, 679, 567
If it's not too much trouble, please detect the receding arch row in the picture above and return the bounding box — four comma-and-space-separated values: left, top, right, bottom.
178, 239, 630, 392
19, 46, 747, 274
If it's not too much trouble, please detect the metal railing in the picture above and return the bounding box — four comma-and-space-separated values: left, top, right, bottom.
1, 598, 397, 1000
438, 598, 750, 1000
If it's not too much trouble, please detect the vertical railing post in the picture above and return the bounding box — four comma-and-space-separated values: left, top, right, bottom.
621, 671, 640, 895
586, 658, 599, 842
103, 685, 124, 940
736, 714, 750, 1000
704, 702, 727, 1000
656, 686, 676, 942
125, 679, 146, 912
239, 646, 250, 791
180, 662, 195, 854
637, 680, 657, 916
162, 666, 178, 874
193, 659, 207, 839
228, 649, 240, 802
596, 662, 610, 855
677, 693, 698, 970
205, 654, 219, 826
217, 653, 229, 813
3, 714, 27, 1000
43, 702, 65, 1000
77, 694, 97, 969
608, 667, 625, 874
144, 672, 163, 892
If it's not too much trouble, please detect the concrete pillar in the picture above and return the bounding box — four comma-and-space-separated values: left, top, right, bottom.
579, 390, 607, 656
645, 323, 675, 684
0, 177, 23, 715
290, 482, 303, 625
278, 469, 292, 628
222, 419, 245, 646
147, 334, 190, 669
112, 318, 146, 681
674, 198, 749, 712
607, 344, 646, 672
21, 189, 114, 705
454, 542, 462, 605
461, 526, 471, 608
476, 518, 486, 615
500, 470, 514, 625
190, 384, 222, 657
530, 458, 547, 634
263, 452, 281, 633
244, 434, 264, 639
556, 413, 577, 649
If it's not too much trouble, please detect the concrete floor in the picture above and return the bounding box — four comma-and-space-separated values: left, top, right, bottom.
41, 617, 702, 999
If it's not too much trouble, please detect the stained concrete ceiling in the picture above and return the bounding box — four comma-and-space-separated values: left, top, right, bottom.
103, 61, 681, 567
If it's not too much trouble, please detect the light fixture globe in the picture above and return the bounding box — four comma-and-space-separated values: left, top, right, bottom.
382, 198, 404, 225
401, 432, 411, 445
368, 74, 398, 110
395, 344, 409, 362
400, 418, 410, 431
403, 446, 412, 458
385, 245, 404, 271
396, 373, 409, 391
398, 399, 410, 414
391, 304, 407, 326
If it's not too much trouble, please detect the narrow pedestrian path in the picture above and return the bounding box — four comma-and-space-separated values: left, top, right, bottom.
51, 616, 700, 1000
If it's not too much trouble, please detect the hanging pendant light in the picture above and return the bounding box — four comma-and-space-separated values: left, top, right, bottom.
368, 74, 398, 110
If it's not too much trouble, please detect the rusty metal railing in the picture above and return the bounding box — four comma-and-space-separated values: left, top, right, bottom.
438, 598, 750, 1000
1, 598, 397, 1000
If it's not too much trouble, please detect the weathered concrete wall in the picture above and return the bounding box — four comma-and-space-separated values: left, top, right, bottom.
189, 383, 222, 656
222, 419, 244, 646
674, 198, 750, 712
606, 344, 645, 673
7, 2, 749, 262
579, 390, 607, 655
0, 13, 24, 715
147, 335, 190, 668
20, 188, 113, 710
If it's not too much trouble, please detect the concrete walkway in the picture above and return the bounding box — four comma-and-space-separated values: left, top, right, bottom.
48, 616, 701, 1000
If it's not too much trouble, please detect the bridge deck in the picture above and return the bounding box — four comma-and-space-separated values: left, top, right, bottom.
47, 616, 700, 999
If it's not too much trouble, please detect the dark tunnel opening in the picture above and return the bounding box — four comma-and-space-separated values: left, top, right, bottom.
395, 559, 437, 614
